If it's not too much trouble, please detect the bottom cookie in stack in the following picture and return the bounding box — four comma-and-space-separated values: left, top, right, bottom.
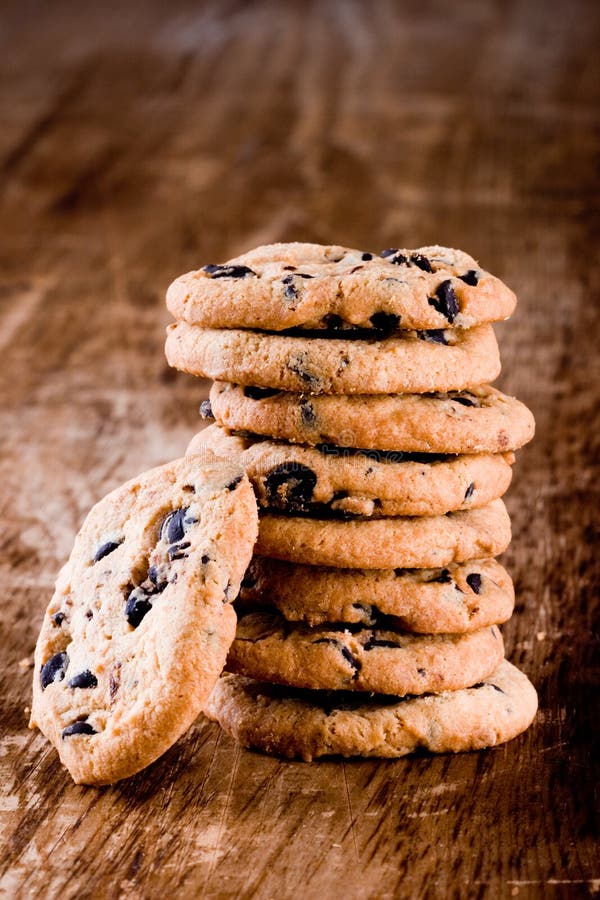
205, 661, 538, 761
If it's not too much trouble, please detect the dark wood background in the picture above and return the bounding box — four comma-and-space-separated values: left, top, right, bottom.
1, 1, 598, 897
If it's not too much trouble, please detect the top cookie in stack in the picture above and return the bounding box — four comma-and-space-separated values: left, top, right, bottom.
165, 243, 515, 394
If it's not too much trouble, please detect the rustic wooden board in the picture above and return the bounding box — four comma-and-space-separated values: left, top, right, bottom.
0, 1, 598, 896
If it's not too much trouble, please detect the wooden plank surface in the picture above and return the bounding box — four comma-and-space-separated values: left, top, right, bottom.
0, 1, 598, 896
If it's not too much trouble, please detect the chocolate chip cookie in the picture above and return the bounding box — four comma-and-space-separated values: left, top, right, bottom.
205, 661, 537, 760
166, 322, 500, 395
188, 424, 514, 517
167, 242, 516, 332
206, 382, 535, 454
239, 557, 514, 633
226, 610, 504, 694
30, 454, 258, 785
255, 499, 510, 568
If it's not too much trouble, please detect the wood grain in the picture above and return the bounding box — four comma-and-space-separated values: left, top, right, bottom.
0, 0, 598, 896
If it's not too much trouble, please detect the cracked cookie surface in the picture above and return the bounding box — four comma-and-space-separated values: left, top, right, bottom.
30, 453, 258, 785
166, 322, 500, 394
167, 242, 516, 332
205, 661, 537, 760
206, 382, 535, 454
226, 610, 504, 694
188, 424, 514, 517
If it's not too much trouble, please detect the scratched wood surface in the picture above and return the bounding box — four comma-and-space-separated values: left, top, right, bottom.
0, 1, 598, 897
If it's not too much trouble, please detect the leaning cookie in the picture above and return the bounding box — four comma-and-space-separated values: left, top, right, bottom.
167, 243, 516, 332
239, 558, 514, 633
188, 425, 514, 517
255, 499, 510, 569
166, 322, 500, 395
227, 611, 504, 695
30, 454, 258, 785
205, 661, 537, 760
206, 382, 535, 454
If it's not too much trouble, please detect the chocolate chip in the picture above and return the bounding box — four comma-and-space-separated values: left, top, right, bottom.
148, 565, 167, 590
203, 264, 256, 279
264, 463, 317, 512
93, 540, 122, 563
287, 355, 322, 390
226, 474, 243, 491
431, 568, 452, 584
449, 392, 479, 407
390, 254, 409, 266
62, 721, 96, 738
282, 265, 297, 271
369, 312, 400, 333
160, 508, 189, 544
322, 314, 344, 331
85, 609, 93, 620
243, 386, 280, 400
281, 275, 298, 302
300, 399, 316, 426
417, 667, 427, 676
459, 270, 479, 286
364, 637, 402, 650
417, 329, 448, 345
51, 612, 66, 627
340, 646, 360, 673
201, 554, 211, 565
464, 482, 475, 501
40, 652, 69, 690
199, 400, 213, 419
125, 590, 153, 628
466, 573, 482, 594
168, 541, 191, 560
361, 252, 373, 261
428, 280, 459, 322
411, 254, 433, 272
68, 670, 98, 689
472, 681, 504, 693
380, 248, 398, 258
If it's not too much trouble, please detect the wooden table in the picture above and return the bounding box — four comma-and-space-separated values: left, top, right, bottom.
1, 2, 598, 896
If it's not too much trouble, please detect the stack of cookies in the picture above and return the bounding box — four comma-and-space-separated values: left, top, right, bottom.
166, 242, 538, 761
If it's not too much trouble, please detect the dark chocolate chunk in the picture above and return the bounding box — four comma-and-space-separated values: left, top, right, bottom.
322, 314, 344, 331
199, 399, 213, 419
472, 681, 504, 693
411, 254, 433, 272
431, 568, 452, 584
282, 265, 297, 271
93, 540, 122, 564
390, 253, 409, 266
168, 541, 191, 561
448, 392, 479, 407
464, 482, 475, 501
417, 667, 427, 676
226, 474, 243, 491
264, 463, 317, 512
160, 508, 189, 544
52, 611, 66, 627
62, 721, 96, 738
380, 248, 398, 258
67, 670, 98, 689
243, 386, 280, 400
281, 275, 298, 302
287, 355, 322, 390
364, 637, 402, 650
361, 252, 373, 261
300, 399, 317, 426
85, 609, 93, 620
340, 646, 361, 673
40, 652, 69, 690
203, 264, 256, 279
428, 280, 459, 322
417, 329, 448, 345
201, 554, 211, 565
459, 270, 479, 286
369, 312, 400, 333
466, 573, 482, 594
125, 590, 153, 628
148, 565, 166, 589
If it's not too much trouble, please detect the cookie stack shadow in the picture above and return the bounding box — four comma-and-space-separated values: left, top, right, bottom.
166, 242, 538, 760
